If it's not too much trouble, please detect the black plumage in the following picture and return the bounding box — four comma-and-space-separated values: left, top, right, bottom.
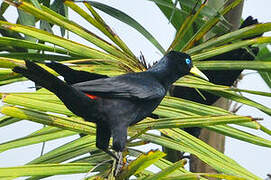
13, 51, 207, 153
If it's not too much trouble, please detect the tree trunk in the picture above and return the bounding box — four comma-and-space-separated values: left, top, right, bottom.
189, 0, 244, 174
189, 98, 230, 173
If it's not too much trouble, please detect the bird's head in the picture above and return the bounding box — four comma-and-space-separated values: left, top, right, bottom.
166, 51, 208, 81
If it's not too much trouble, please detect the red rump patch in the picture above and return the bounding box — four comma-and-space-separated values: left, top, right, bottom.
85, 93, 98, 100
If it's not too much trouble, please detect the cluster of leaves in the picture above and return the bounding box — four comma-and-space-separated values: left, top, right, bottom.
0, 0, 271, 179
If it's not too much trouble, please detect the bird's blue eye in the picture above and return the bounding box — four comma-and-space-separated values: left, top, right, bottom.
185, 58, 191, 65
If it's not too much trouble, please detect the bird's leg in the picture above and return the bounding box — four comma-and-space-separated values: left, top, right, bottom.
114, 151, 123, 176
110, 125, 127, 175
103, 149, 118, 160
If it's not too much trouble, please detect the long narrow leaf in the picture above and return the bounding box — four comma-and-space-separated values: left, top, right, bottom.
0, 106, 95, 134
0, 37, 70, 55
0, 163, 93, 177
28, 135, 96, 165
0, 128, 76, 153
195, 60, 271, 71
192, 37, 271, 61
0, 20, 128, 65
207, 125, 271, 148
133, 115, 252, 130
89, 1, 165, 54
0, 2, 9, 16
256, 46, 271, 89
164, 173, 246, 180
2, 94, 74, 116
0, 69, 21, 81
0, 116, 20, 127
144, 159, 186, 180
168, 1, 207, 52
116, 150, 166, 180
187, 22, 271, 54
5, 0, 131, 60
183, 0, 243, 50
160, 96, 259, 129
154, 0, 193, 49
17, 8, 36, 44
83, 1, 136, 58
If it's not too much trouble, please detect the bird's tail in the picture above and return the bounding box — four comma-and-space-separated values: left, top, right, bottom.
45, 61, 107, 85
13, 60, 66, 93
45, 61, 77, 84
13, 60, 97, 121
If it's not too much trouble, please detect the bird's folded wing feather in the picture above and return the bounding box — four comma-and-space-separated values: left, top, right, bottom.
72, 74, 165, 100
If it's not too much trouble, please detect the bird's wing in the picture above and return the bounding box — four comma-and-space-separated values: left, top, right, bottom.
72, 73, 166, 100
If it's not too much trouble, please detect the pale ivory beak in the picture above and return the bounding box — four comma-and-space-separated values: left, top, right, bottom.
190, 66, 209, 81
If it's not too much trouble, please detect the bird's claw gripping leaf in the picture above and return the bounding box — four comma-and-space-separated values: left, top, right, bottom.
114, 151, 124, 176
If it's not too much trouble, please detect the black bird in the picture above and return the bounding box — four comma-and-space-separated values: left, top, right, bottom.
171, 16, 262, 137
12, 51, 208, 158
